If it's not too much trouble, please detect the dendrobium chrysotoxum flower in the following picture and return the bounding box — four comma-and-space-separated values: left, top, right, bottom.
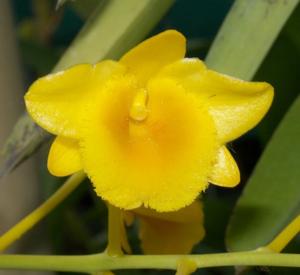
25, 30, 274, 212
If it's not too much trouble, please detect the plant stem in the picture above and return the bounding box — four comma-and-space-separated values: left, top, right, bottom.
0, 171, 86, 252
267, 215, 300, 253
206, 0, 299, 80
0, 252, 299, 273
106, 204, 123, 256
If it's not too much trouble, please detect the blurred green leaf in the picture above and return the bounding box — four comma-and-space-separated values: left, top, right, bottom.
71, 0, 105, 19
255, 4, 300, 144
0, 115, 48, 177
226, 96, 300, 251
206, 0, 299, 80
285, 3, 300, 52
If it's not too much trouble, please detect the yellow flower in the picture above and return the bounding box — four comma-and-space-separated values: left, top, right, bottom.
25, 30, 274, 212
120, 200, 204, 254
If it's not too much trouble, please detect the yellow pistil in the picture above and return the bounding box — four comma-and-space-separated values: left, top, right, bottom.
129, 89, 148, 122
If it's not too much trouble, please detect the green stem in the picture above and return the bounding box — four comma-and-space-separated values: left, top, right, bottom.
0, 252, 299, 273
267, 215, 300, 253
0, 171, 86, 252
106, 204, 123, 256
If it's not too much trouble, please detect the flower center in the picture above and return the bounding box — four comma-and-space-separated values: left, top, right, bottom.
129, 89, 148, 122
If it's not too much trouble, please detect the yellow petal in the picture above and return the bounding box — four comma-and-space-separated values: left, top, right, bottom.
136, 201, 205, 254
25, 61, 126, 138
80, 76, 217, 211
209, 146, 240, 187
158, 58, 274, 143
120, 30, 186, 84
48, 136, 82, 177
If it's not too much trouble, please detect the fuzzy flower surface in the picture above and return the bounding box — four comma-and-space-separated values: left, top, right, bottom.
25, 30, 274, 212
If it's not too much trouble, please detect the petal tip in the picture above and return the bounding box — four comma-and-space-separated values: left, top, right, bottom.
47, 136, 82, 177
209, 147, 241, 188
162, 29, 186, 41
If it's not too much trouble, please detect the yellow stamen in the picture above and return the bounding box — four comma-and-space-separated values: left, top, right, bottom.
129, 89, 148, 122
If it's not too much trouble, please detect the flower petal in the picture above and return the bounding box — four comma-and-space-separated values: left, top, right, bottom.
25, 61, 126, 138
209, 146, 240, 187
48, 136, 82, 177
80, 77, 217, 211
158, 58, 274, 143
120, 30, 186, 84
136, 201, 205, 254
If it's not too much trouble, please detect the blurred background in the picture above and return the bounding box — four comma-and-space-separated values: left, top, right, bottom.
0, 0, 299, 274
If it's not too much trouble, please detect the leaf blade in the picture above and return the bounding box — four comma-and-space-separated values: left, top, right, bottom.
206, 0, 299, 80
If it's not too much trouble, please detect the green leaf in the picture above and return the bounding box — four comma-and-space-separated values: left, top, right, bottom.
254, 5, 300, 144
206, 0, 299, 80
226, 96, 300, 251
0, 116, 48, 177
0, 0, 174, 177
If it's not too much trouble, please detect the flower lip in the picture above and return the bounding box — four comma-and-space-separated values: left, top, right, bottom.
80, 76, 218, 211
